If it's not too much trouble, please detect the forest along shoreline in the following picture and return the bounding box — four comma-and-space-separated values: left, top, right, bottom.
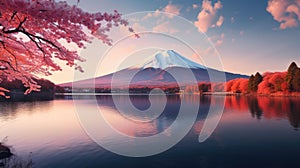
55, 62, 300, 97
204, 62, 300, 97
1, 62, 300, 101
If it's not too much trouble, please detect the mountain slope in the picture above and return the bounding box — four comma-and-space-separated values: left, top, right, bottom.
138, 50, 206, 70
59, 50, 248, 88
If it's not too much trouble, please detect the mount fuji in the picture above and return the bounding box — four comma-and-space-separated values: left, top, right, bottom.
59, 50, 248, 88
138, 50, 206, 69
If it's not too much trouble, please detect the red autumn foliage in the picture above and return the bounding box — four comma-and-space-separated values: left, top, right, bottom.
257, 72, 288, 94
225, 64, 299, 95
224, 62, 300, 95
226, 78, 248, 93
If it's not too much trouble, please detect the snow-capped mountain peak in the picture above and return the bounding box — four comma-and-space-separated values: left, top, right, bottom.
60, 49, 249, 88
137, 50, 206, 70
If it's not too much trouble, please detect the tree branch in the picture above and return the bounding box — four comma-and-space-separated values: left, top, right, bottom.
11, 11, 17, 20
21, 30, 62, 52
2, 17, 27, 34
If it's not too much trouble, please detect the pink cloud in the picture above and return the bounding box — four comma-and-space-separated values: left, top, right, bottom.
143, 4, 180, 19
153, 22, 179, 34
214, 1, 223, 10
142, 9, 160, 20
216, 33, 225, 46
287, 4, 300, 19
216, 16, 224, 27
209, 33, 225, 47
192, 4, 199, 9
194, 0, 224, 32
163, 4, 180, 18
267, 0, 300, 29
132, 23, 147, 32
280, 17, 298, 29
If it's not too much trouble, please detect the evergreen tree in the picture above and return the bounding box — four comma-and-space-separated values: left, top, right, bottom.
286, 62, 298, 92
294, 68, 300, 92
248, 75, 254, 92
253, 72, 263, 92
248, 72, 263, 92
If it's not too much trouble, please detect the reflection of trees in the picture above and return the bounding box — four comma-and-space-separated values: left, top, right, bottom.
0, 101, 51, 121
96, 95, 300, 131
0, 103, 18, 120
225, 96, 300, 129
257, 97, 300, 129
288, 110, 300, 129
225, 96, 249, 111
200, 95, 211, 105
287, 99, 300, 129
247, 96, 263, 119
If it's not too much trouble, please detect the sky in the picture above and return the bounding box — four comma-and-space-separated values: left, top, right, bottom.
47, 0, 300, 83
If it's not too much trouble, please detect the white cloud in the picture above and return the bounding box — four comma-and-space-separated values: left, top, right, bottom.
267, 0, 300, 29
194, 0, 224, 33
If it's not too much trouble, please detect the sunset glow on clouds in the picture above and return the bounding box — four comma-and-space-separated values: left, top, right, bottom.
142, 3, 181, 19
215, 15, 224, 27
163, 4, 181, 17
267, 0, 300, 29
194, 0, 223, 33
153, 21, 179, 34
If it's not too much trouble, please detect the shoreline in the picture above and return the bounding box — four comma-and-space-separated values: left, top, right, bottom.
55, 92, 300, 97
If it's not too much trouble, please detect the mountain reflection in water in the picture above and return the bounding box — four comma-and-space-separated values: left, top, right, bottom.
0, 95, 300, 168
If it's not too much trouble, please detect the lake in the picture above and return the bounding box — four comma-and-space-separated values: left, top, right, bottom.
0, 95, 300, 168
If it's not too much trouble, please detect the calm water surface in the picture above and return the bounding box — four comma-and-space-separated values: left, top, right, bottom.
0, 95, 300, 168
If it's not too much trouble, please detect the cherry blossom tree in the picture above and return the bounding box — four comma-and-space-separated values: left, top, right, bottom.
0, 0, 133, 96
